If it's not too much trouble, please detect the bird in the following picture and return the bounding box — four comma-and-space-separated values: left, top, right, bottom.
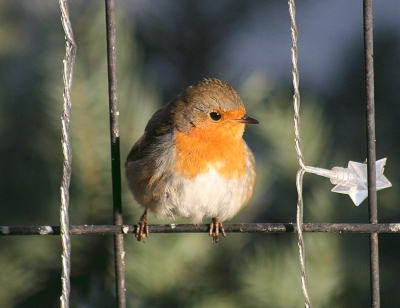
125, 78, 258, 243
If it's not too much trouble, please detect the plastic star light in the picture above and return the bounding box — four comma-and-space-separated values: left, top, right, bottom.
306, 158, 392, 206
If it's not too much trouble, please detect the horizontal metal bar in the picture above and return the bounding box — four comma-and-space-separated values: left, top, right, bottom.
1, 223, 400, 236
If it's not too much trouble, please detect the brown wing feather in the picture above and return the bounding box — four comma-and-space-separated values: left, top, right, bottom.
126, 105, 173, 164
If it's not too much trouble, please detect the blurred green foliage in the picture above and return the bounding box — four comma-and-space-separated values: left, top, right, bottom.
0, 1, 399, 308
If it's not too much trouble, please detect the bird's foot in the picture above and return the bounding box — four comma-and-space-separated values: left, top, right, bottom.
209, 217, 226, 243
135, 210, 149, 242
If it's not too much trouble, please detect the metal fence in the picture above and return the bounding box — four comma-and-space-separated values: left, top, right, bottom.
1, 1, 398, 308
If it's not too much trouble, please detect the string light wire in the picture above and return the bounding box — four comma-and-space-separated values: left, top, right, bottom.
59, 1, 76, 307
288, 1, 312, 307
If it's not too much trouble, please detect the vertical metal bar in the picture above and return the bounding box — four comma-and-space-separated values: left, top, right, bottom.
363, 1, 380, 307
59, 1, 76, 307
105, 1, 126, 307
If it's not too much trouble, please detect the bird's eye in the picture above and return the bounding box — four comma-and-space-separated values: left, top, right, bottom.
209, 112, 222, 121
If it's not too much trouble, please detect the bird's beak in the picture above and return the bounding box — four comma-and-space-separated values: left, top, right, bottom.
236, 114, 259, 124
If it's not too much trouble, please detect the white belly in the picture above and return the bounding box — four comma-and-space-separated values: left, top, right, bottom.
152, 168, 250, 223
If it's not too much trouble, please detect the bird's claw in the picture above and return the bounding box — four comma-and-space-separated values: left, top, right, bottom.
135, 211, 149, 242
209, 218, 226, 243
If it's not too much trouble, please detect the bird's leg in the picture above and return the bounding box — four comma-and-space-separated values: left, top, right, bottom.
209, 217, 226, 243
135, 209, 149, 242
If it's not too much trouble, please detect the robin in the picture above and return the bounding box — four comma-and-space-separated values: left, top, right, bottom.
125, 78, 258, 242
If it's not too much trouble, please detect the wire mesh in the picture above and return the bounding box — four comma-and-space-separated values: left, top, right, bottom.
363, 0, 380, 306
1, 223, 400, 236
104, 0, 126, 307
0, 1, 391, 307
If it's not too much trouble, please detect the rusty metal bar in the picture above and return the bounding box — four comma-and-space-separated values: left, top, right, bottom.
1, 223, 400, 235
363, 0, 380, 307
105, 0, 126, 307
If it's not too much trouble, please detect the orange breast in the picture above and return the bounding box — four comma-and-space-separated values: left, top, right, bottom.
175, 114, 247, 179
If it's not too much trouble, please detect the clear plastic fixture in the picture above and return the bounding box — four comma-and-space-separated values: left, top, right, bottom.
306, 158, 392, 206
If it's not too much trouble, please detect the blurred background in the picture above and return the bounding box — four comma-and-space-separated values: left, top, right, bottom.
0, 0, 399, 307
